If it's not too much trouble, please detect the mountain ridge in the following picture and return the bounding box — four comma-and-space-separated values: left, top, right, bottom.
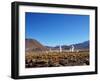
25, 38, 89, 51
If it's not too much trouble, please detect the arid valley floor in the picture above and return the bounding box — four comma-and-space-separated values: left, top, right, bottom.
25, 51, 89, 68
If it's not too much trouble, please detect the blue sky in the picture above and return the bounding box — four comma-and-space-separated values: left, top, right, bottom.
25, 12, 89, 46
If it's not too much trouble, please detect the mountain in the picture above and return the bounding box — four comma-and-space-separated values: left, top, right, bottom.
73, 40, 89, 49
54, 45, 70, 50
25, 39, 47, 51
26, 38, 89, 51
46, 40, 89, 50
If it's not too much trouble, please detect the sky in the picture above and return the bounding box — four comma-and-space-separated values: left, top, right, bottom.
25, 12, 89, 46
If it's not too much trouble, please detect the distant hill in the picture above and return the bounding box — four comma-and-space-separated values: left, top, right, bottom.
54, 45, 70, 50
46, 40, 89, 50
26, 38, 89, 51
25, 39, 47, 51
73, 40, 89, 50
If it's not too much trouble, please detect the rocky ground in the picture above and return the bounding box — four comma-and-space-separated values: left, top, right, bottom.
25, 51, 89, 68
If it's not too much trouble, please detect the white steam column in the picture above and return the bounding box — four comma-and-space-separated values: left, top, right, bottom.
71, 45, 74, 52
59, 45, 62, 52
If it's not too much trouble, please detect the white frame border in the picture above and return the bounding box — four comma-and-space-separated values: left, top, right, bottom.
19, 5, 95, 76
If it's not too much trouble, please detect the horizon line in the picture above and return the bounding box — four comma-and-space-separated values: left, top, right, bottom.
25, 38, 89, 47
